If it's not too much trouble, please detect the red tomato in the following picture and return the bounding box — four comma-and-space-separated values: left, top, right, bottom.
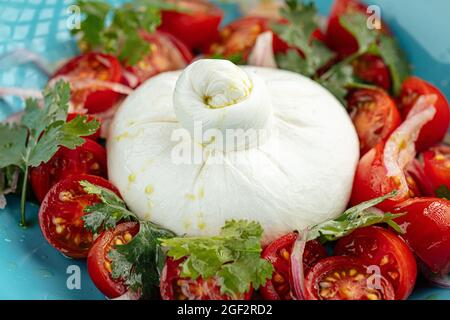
51, 53, 123, 114
304, 256, 396, 300
326, 0, 389, 58
159, 0, 223, 51
334, 226, 417, 300
347, 88, 401, 155
260, 233, 327, 300
125, 31, 193, 86
160, 258, 252, 300
88, 222, 140, 298
423, 146, 450, 193
393, 198, 450, 274
353, 53, 391, 91
39, 174, 120, 258
66, 113, 101, 141
399, 77, 450, 152
30, 139, 107, 203
350, 143, 419, 211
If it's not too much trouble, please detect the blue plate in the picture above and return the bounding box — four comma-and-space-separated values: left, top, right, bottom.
0, 0, 449, 300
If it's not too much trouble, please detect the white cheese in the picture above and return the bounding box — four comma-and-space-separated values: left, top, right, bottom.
107, 59, 359, 242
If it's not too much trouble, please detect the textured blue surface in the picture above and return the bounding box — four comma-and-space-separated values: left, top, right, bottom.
0, 0, 449, 300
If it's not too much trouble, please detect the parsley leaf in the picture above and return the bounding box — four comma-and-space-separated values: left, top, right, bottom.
435, 185, 450, 200
308, 191, 405, 243
73, 0, 175, 66
273, 0, 335, 77
111, 221, 175, 298
0, 80, 99, 226
81, 180, 135, 233
161, 220, 274, 298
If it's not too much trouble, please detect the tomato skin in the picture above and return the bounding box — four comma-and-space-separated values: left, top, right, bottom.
260, 233, 327, 300
350, 143, 414, 211
304, 256, 396, 300
66, 113, 101, 141
423, 146, 450, 192
30, 138, 107, 203
51, 53, 123, 114
88, 222, 139, 298
334, 226, 417, 300
39, 174, 120, 258
126, 31, 193, 86
160, 258, 252, 300
353, 54, 392, 91
393, 198, 450, 274
159, 0, 223, 51
347, 88, 401, 155
399, 77, 450, 152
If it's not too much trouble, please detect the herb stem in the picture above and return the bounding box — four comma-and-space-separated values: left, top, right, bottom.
19, 164, 28, 227
319, 50, 363, 81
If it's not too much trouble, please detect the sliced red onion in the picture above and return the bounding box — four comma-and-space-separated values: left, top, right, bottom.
290, 230, 308, 300
49, 76, 134, 96
0, 48, 53, 76
248, 31, 278, 69
383, 94, 437, 199
406, 159, 435, 196
122, 69, 140, 89
0, 87, 43, 100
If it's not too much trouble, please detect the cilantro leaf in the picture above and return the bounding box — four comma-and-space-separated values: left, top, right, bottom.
307, 192, 405, 242
339, 13, 378, 53
435, 185, 450, 200
0, 80, 100, 226
110, 221, 175, 298
81, 180, 136, 233
318, 64, 355, 105
375, 35, 411, 96
161, 220, 274, 298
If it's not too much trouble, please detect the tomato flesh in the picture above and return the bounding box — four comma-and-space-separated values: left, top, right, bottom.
160, 258, 252, 300
88, 222, 139, 298
39, 174, 120, 258
260, 233, 327, 300
347, 88, 401, 155
353, 54, 392, 91
399, 77, 450, 152
423, 146, 450, 193
304, 256, 396, 300
51, 53, 123, 114
393, 198, 450, 274
159, 0, 223, 51
334, 226, 417, 300
30, 138, 107, 203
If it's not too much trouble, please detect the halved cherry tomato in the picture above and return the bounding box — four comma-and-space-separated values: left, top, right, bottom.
347, 88, 401, 155
334, 226, 417, 300
350, 143, 419, 211
393, 198, 450, 274
326, 0, 389, 58
304, 256, 395, 300
260, 233, 327, 300
30, 138, 107, 203
353, 54, 391, 91
159, 0, 223, 51
88, 222, 140, 298
160, 258, 252, 300
423, 145, 450, 193
39, 174, 120, 258
51, 53, 123, 114
399, 77, 450, 152
66, 113, 101, 141
125, 31, 193, 87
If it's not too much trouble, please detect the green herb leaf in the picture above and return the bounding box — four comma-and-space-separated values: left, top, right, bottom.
73, 0, 168, 66
81, 180, 136, 233
110, 221, 175, 298
0, 124, 27, 170
210, 53, 246, 65
307, 192, 405, 242
161, 220, 274, 298
435, 185, 450, 200
318, 64, 355, 105
340, 13, 377, 53
375, 35, 411, 96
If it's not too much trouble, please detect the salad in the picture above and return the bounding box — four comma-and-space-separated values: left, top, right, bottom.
0, 0, 449, 301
